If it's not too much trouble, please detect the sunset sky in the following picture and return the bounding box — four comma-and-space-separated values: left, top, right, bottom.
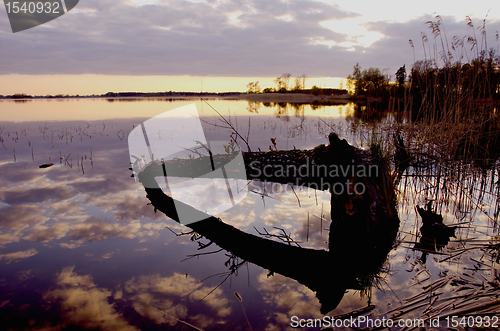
0, 0, 499, 95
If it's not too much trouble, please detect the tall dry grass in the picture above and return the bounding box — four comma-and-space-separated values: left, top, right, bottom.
395, 15, 500, 164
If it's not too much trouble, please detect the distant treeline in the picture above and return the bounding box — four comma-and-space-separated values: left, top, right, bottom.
247, 74, 349, 95
0, 91, 245, 100
102, 91, 244, 98
263, 87, 348, 96
0, 93, 36, 99
0, 93, 83, 99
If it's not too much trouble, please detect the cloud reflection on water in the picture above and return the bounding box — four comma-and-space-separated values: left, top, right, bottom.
0, 113, 339, 329
2, 100, 497, 329
46, 266, 138, 331
0, 159, 171, 249
45, 267, 235, 330
0, 248, 38, 263
124, 273, 232, 327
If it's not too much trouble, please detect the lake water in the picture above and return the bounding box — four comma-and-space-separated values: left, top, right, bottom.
0, 98, 498, 330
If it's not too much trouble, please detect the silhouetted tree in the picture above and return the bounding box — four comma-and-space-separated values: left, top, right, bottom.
293, 74, 307, 90
275, 73, 292, 91
347, 63, 362, 95
246, 81, 261, 94
396, 65, 406, 87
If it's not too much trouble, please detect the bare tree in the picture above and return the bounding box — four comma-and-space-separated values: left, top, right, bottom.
293, 74, 307, 90
300, 73, 307, 89
246, 81, 261, 94
282, 73, 291, 90
275, 73, 292, 91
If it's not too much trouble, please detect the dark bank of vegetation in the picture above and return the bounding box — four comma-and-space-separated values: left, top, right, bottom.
0, 93, 81, 99
337, 17, 500, 323
347, 17, 500, 104
0, 91, 245, 100
348, 16, 500, 162
101, 91, 244, 98
0, 93, 34, 99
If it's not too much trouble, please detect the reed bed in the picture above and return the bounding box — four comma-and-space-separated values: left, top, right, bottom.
396, 16, 499, 164
322, 18, 500, 321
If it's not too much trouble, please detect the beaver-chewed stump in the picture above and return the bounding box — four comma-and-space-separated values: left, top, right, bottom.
137, 132, 400, 314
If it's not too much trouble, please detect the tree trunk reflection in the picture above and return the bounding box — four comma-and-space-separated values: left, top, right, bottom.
138, 133, 400, 314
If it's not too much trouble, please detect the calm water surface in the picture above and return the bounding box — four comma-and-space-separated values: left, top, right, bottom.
0, 98, 498, 330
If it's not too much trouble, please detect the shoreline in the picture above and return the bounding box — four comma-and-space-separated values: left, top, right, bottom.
0, 93, 355, 104
235, 93, 353, 104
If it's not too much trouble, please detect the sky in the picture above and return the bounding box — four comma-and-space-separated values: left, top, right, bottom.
0, 0, 499, 95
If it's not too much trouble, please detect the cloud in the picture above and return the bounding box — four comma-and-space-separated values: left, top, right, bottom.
0, 151, 170, 247
46, 266, 138, 331
0, 195, 168, 249
256, 270, 322, 330
0, 232, 20, 246
98, 194, 164, 222
0, 0, 359, 77
70, 176, 134, 195
256, 270, 372, 330
0, 248, 38, 263
2, 0, 500, 81
56, 266, 95, 287
124, 272, 231, 315
1, 186, 77, 206
130, 293, 188, 326
0, 162, 41, 184
123, 272, 232, 326
234, 182, 331, 249
66, 216, 142, 241
22, 222, 71, 242
0, 205, 49, 231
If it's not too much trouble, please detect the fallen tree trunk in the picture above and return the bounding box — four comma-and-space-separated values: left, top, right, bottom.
137, 132, 400, 314
138, 133, 391, 195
